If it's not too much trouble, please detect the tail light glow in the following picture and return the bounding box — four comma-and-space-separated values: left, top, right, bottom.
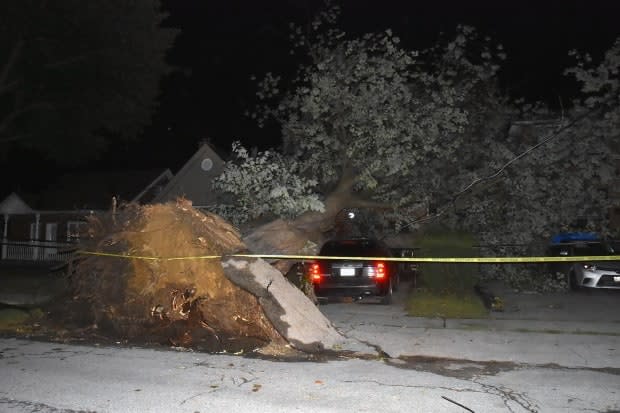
310, 263, 322, 282
375, 262, 386, 280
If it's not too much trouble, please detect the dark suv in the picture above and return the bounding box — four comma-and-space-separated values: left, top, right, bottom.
309, 238, 399, 304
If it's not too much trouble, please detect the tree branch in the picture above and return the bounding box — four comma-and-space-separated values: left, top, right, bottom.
346, 196, 394, 210
397, 94, 616, 232
333, 163, 357, 193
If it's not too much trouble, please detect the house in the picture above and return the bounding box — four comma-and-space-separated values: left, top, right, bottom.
153, 143, 225, 208
0, 191, 95, 262
0, 142, 228, 263
0, 168, 173, 263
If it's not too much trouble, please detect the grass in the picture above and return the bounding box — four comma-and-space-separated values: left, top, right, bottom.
406, 228, 488, 319
0, 307, 30, 329
0, 307, 44, 333
407, 290, 488, 319
0, 264, 57, 333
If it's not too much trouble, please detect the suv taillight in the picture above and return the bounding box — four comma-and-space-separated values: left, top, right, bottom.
310, 263, 322, 282
375, 262, 386, 280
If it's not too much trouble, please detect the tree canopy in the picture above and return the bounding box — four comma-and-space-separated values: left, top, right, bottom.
214, 1, 619, 267
0, 0, 178, 164
215, 3, 510, 230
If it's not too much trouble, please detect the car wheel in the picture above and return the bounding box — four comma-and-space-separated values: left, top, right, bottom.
568, 270, 582, 291
380, 280, 393, 305
392, 273, 400, 292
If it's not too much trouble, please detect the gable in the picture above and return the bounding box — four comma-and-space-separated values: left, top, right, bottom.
154, 143, 225, 206
0, 192, 34, 214
131, 169, 174, 204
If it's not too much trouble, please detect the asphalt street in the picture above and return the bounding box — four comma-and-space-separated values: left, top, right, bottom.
0, 337, 553, 412
1, 280, 619, 413
0, 332, 618, 413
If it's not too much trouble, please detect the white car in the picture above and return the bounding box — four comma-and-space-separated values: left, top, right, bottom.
572, 259, 620, 289
548, 237, 620, 290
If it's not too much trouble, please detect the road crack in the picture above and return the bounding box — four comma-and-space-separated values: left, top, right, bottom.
0, 396, 98, 413
473, 380, 539, 413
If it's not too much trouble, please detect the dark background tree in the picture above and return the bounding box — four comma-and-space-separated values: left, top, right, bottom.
0, 0, 178, 166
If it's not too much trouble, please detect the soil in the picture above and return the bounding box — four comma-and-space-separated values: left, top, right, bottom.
38, 200, 294, 355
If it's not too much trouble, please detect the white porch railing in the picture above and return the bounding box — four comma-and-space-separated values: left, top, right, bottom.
0, 240, 77, 263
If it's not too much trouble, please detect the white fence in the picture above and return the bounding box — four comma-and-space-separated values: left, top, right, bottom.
0, 240, 77, 263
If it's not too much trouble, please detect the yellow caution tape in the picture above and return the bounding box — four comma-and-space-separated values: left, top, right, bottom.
76, 250, 221, 261
76, 250, 620, 263
76, 251, 162, 261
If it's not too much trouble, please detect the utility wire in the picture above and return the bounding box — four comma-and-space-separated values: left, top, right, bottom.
398, 94, 616, 231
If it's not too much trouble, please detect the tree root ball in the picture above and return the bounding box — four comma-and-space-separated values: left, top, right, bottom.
67, 200, 343, 354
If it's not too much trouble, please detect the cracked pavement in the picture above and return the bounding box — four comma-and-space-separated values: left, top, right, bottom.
1, 336, 618, 413
1, 281, 619, 412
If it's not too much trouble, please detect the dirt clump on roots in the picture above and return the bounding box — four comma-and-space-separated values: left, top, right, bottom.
58, 199, 289, 354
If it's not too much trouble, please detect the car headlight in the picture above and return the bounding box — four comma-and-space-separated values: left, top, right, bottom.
582, 263, 597, 271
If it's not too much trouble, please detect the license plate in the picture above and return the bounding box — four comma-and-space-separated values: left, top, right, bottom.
614, 276, 620, 283
340, 268, 355, 276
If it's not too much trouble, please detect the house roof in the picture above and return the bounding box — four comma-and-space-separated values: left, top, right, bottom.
0, 192, 34, 214
31, 168, 173, 211
154, 143, 225, 206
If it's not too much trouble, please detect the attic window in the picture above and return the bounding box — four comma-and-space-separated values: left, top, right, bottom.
201, 158, 213, 172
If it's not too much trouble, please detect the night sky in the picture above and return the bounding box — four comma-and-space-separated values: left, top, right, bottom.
5, 0, 620, 193
144, 0, 620, 169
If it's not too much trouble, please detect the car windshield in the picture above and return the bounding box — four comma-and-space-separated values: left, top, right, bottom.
319, 240, 389, 257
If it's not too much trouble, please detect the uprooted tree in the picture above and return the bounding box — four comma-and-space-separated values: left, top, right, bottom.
213, 4, 510, 262
59, 2, 619, 353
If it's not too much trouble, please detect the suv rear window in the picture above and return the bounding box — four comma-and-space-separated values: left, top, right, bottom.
319, 239, 391, 257
573, 243, 609, 256
549, 241, 615, 256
